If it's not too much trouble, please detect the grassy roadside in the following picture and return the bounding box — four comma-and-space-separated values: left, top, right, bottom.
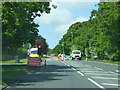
86, 58, 120, 65
2, 65, 30, 84
1, 58, 28, 64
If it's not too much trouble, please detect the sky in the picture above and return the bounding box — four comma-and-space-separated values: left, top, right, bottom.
34, 0, 99, 49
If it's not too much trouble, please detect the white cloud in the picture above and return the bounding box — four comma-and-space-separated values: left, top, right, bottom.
35, 7, 72, 26
72, 17, 89, 24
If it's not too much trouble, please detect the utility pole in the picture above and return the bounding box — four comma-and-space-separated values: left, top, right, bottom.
71, 32, 73, 50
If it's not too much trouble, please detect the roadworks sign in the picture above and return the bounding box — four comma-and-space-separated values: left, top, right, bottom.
28, 57, 41, 66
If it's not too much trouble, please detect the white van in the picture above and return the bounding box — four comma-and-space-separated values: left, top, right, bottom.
71, 50, 81, 60
29, 48, 39, 57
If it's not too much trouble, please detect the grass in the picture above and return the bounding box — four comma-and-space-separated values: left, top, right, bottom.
87, 58, 120, 65
2, 65, 30, 84
1, 58, 28, 64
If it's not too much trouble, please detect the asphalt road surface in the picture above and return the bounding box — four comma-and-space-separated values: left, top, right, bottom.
7, 57, 119, 89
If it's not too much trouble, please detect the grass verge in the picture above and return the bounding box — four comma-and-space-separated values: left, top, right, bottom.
1, 58, 28, 64
2, 65, 30, 84
87, 58, 120, 65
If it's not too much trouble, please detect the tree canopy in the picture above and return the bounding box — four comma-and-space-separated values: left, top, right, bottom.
53, 2, 120, 61
2, 2, 52, 60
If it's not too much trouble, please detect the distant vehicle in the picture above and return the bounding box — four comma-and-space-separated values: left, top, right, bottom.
29, 48, 39, 57
71, 50, 81, 60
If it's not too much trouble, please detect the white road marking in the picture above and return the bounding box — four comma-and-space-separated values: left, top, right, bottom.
77, 71, 84, 76
85, 73, 117, 76
81, 71, 105, 73
109, 71, 118, 75
67, 65, 70, 67
102, 83, 119, 86
94, 67, 103, 70
92, 77, 118, 80
115, 70, 119, 72
72, 68, 76, 71
88, 78, 104, 89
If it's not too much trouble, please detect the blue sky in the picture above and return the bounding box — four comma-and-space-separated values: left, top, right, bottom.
34, 0, 99, 49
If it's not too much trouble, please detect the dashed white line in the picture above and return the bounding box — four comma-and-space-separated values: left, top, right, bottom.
115, 70, 119, 72
67, 65, 70, 67
109, 71, 118, 75
102, 83, 119, 86
88, 78, 104, 89
72, 68, 76, 71
77, 71, 85, 76
92, 77, 118, 80
85, 73, 117, 76
94, 67, 103, 70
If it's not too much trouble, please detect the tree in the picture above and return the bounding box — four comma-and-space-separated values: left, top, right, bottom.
2, 2, 52, 60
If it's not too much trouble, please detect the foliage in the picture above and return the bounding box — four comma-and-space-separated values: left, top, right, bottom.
2, 2, 52, 60
53, 2, 120, 61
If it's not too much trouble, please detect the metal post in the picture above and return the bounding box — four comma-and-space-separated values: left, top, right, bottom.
71, 32, 73, 50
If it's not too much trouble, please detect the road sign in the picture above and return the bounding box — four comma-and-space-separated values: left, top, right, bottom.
28, 57, 41, 66
62, 42, 65, 46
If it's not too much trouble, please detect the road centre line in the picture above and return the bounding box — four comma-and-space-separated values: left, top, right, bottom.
92, 77, 118, 80
102, 83, 119, 86
77, 71, 84, 76
88, 78, 104, 89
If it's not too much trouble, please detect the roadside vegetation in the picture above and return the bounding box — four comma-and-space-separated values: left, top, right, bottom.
2, 65, 29, 84
87, 59, 120, 65
53, 2, 120, 62
1, 58, 28, 64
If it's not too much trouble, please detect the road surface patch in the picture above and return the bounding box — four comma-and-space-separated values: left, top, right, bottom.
88, 78, 104, 89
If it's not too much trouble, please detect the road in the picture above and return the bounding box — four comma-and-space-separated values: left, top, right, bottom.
7, 57, 119, 89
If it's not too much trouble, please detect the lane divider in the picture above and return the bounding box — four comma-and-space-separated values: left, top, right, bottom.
88, 78, 104, 89
72, 68, 76, 71
77, 71, 84, 76
94, 67, 103, 70
115, 70, 119, 72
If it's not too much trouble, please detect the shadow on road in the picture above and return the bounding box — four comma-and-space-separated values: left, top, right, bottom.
8, 64, 75, 87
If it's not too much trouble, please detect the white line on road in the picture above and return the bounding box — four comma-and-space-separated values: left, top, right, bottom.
67, 65, 70, 67
109, 71, 118, 75
81, 71, 105, 73
102, 83, 119, 86
85, 73, 117, 76
115, 70, 119, 72
92, 77, 118, 80
77, 71, 84, 76
72, 68, 76, 71
94, 67, 103, 70
88, 78, 104, 89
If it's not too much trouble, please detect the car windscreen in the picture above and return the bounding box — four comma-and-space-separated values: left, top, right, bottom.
31, 50, 37, 54
73, 52, 80, 54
